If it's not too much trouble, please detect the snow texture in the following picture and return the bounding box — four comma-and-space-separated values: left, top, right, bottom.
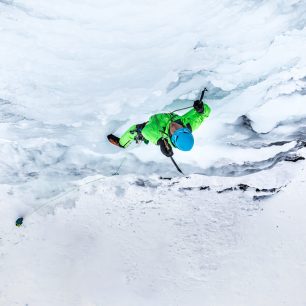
0, 0, 306, 305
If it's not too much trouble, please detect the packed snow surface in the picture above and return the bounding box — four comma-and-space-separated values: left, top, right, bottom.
0, 0, 306, 305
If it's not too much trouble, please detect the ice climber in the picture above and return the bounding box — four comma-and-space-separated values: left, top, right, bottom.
107, 99, 211, 157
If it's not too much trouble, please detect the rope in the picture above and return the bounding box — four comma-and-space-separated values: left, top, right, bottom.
16, 155, 126, 227
27, 176, 106, 218
112, 157, 127, 175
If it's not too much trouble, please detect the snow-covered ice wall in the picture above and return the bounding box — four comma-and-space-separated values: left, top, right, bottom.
1, 0, 306, 180
0, 0, 306, 305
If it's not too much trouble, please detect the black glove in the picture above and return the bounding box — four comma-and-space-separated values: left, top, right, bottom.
157, 139, 173, 157
193, 100, 204, 113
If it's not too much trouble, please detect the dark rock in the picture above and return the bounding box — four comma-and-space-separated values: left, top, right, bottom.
253, 194, 273, 201
266, 141, 291, 147
238, 184, 249, 191
199, 186, 210, 191
217, 187, 236, 193
284, 155, 305, 162
255, 187, 277, 193
236, 115, 256, 133
179, 187, 194, 191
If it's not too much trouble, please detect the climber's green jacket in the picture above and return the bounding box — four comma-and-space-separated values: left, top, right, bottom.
118, 103, 211, 148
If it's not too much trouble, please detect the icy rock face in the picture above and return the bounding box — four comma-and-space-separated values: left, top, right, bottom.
0, 0, 305, 237
0, 0, 306, 305
0, 0, 305, 182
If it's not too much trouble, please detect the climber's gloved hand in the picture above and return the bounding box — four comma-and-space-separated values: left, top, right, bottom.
157, 139, 173, 157
193, 100, 204, 113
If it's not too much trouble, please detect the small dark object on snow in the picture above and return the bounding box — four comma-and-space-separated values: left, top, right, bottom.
16, 217, 23, 227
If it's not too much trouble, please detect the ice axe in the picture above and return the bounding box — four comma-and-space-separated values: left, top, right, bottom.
170, 156, 184, 175
162, 137, 185, 175
170, 87, 208, 113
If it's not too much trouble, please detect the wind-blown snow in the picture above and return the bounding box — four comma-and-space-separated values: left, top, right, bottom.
0, 0, 306, 305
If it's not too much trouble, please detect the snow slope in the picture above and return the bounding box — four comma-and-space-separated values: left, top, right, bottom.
0, 0, 306, 305
1, 153, 306, 306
